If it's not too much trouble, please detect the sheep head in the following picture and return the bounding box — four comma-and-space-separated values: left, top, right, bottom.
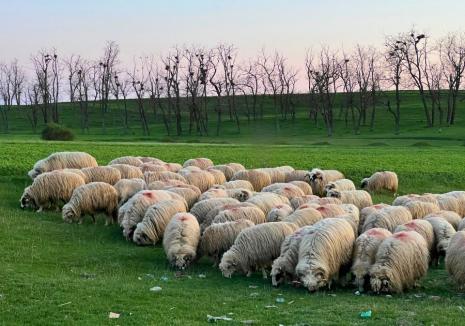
62, 204, 77, 223
326, 190, 341, 199
172, 251, 195, 270
370, 267, 392, 293
219, 252, 238, 278
238, 190, 251, 202
360, 178, 369, 189
20, 187, 37, 210
437, 239, 450, 256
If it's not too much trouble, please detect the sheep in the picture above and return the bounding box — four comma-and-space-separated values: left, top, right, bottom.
114, 178, 147, 206
443, 191, 465, 216
119, 190, 186, 240
359, 204, 390, 234
369, 231, 429, 294
231, 170, 272, 192
226, 162, 246, 173
53, 168, 87, 181
271, 225, 316, 287
138, 156, 165, 164
144, 171, 187, 185
183, 158, 213, 170
28, 152, 98, 179
148, 179, 188, 190
305, 203, 346, 218
212, 206, 266, 225
80, 166, 121, 185
425, 210, 462, 230
351, 228, 392, 292
219, 222, 298, 278
246, 192, 290, 216
206, 168, 227, 185
394, 219, 434, 253
62, 182, 118, 225
425, 216, 456, 266
267, 204, 294, 222
163, 213, 201, 269
282, 208, 323, 227
296, 218, 355, 291
183, 170, 216, 192
290, 195, 322, 210
433, 194, 462, 216
162, 162, 183, 173
403, 201, 440, 219
361, 171, 398, 193
445, 231, 465, 290
323, 179, 356, 195
262, 183, 305, 200
20, 171, 85, 212
459, 218, 465, 231
289, 181, 313, 195
393, 194, 438, 206
362, 206, 412, 233
200, 219, 255, 265
256, 168, 286, 184
140, 163, 168, 173
164, 186, 200, 209
198, 188, 229, 201
284, 170, 308, 182
305, 168, 345, 196
326, 189, 373, 210
109, 156, 143, 167
210, 165, 235, 181
190, 197, 240, 224
200, 202, 257, 232
132, 199, 187, 246
218, 180, 255, 192
339, 204, 360, 234
109, 164, 144, 179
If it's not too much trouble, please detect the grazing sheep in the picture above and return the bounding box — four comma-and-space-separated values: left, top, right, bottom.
393, 194, 438, 206
443, 191, 465, 216
163, 213, 201, 270
267, 204, 294, 222
183, 158, 214, 170
359, 204, 390, 234
289, 181, 313, 195
425, 216, 456, 266
361, 171, 398, 193
164, 186, 200, 209
62, 182, 118, 225
458, 219, 465, 231
198, 188, 229, 201
425, 210, 462, 230
209, 165, 235, 181
326, 189, 373, 210
109, 156, 143, 167
162, 163, 183, 173
445, 231, 465, 290
212, 206, 266, 225
351, 228, 393, 292
54, 168, 87, 181
433, 194, 462, 216
183, 170, 216, 192
219, 222, 298, 278
271, 225, 317, 287
114, 178, 147, 206
394, 219, 434, 252
206, 168, 227, 185
148, 179, 188, 190
20, 171, 85, 212
200, 202, 257, 232
323, 179, 356, 195
262, 183, 305, 200
226, 162, 246, 173
219, 180, 255, 192
290, 195, 320, 210
28, 152, 98, 179
144, 171, 187, 185
282, 208, 323, 227
225, 188, 253, 202
190, 197, 240, 224
370, 231, 429, 294
284, 170, 308, 182
305, 168, 345, 196
200, 219, 255, 265
140, 163, 168, 173
257, 168, 286, 184
109, 164, 144, 179
296, 218, 355, 291
81, 166, 121, 185
138, 156, 165, 164
119, 190, 185, 240
133, 199, 187, 246
362, 206, 412, 233
231, 170, 272, 192
246, 192, 290, 216
306, 204, 346, 218
403, 201, 440, 219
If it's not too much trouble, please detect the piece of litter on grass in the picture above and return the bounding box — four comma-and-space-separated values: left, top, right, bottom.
160, 276, 169, 282
149, 286, 162, 292
265, 305, 277, 309
249, 292, 259, 297
385, 294, 392, 298
198, 274, 206, 278
354, 291, 361, 296
170, 307, 176, 310
137, 277, 142, 280
58, 302, 71, 307
227, 313, 234, 315
360, 310, 372, 319
242, 320, 255, 325
458, 306, 464, 311
276, 297, 285, 303
109, 312, 120, 319
429, 295, 441, 301
207, 315, 233, 322
145, 273, 155, 278
248, 285, 258, 289
287, 300, 294, 305
328, 294, 336, 297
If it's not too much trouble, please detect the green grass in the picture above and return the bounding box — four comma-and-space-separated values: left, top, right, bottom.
1, 140, 465, 324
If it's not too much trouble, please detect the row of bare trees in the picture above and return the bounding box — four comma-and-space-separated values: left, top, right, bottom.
1, 30, 465, 136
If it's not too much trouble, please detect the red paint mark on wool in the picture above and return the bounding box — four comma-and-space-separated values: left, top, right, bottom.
284, 187, 291, 191
143, 191, 154, 198
405, 221, 417, 228
179, 214, 190, 221
275, 205, 283, 209
316, 206, 326, 212
367, 229, 386, 238
393, 232, 411, 241
373, 204, 384, 209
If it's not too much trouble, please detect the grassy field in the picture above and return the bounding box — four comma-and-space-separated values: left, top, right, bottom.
1, 139, 465, 325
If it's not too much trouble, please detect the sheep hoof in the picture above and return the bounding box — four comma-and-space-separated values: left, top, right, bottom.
36, 207, 43, 213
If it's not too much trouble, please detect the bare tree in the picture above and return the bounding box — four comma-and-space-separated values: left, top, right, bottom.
76, 60, 91, 132
258, 50, 282, 131
50, 51, 60, 123
128, 59, 150, 136
31, 51, 53, 123
65, 54, 80, 103
26, 83, 40, 132
98, 41, 119, 133
162, 48, 182, 135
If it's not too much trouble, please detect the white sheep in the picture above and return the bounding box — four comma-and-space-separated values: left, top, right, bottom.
305, 168, 345, 196
28, 152, 98, 179
114, 178, 147, 206
361, 171, 398, 193
326, 189, 373, 210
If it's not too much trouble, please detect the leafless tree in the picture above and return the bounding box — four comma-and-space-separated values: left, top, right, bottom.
162, 48, 182, 135
239, 61, 260, 121
31, 51, 53, 123
258, 50, 282, 131
65, 54, 80, 103
26, 83, 40, 132
128, 59, 150, 136
76, 60, 92, 132
277, 55, 298, 120
50, 51, 60, 123
98, 41, 119, 133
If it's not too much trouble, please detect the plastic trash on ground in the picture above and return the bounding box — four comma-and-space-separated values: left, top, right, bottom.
360, 310, 372, 319
207, 315, 233, 322
150, 286, 162, 292
109, 312, 120, 319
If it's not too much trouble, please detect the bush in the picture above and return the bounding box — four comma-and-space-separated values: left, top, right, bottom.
41, 123, 75, 141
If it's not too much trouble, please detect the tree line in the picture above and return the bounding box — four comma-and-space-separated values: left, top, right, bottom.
1, 29, 465, 137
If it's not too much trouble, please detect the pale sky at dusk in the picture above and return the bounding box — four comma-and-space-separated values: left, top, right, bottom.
2, 0, 465, 70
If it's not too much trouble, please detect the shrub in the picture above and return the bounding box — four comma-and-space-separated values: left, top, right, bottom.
41, 123, 75, 141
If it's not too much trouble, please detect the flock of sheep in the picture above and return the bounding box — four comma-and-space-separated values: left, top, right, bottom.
20, 151, 465, 294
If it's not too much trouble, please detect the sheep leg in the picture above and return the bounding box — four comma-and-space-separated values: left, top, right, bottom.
36, 207, 43, 213
261, 268, 268, 279
246, 270, 252, 277
91, 215, 96, 224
